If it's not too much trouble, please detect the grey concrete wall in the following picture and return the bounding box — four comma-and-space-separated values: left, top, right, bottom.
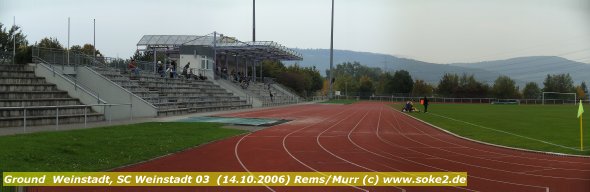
271, 83, 302, 102
76, 67, 158, 119
31, 63, 105, 113
212, 79, 262, 107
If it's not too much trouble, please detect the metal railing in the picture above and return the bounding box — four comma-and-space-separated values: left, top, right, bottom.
83, 66, 158, 109
215, 78, 257, 106
312, 96, 329, 101
32, 47, 128, 69
270, 83, 302, 101
1, 103, 133, 134
354, 96, 588, 104
35, 59, 106, 105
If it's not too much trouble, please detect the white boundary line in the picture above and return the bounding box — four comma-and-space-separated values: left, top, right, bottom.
381, 105, 551, 191
393, 111, 590, 180
281, 105, 371, 192
234, 133, 275, 192
232, 104, 341, 192
344, 105, 467, 191
429, 112, 584, 152
402, 111, 590, 158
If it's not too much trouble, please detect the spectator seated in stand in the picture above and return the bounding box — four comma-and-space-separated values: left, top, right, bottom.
187, 68, 196, 80
165, 62, 172, 78
182, 62, 190, 79
128, 59, 140, 76
170, 60, 178, 78
157, 61, 165, 77
197, 73, 207, 81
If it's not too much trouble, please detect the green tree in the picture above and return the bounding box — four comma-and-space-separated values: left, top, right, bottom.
70, 45, 83, 52
543, 73, 574, 93
358, 76, 374, 99
375, 72, 393, 95
0, 23, 28, 53
327, 61, 381, 81
82, 44, 100, 56
0, 23, 30, 64
457, 73, 489, 98
492, 75, 519, 99
334, 74, 358, 96
37, 37, 63, 49
576, 86, 586, 101
390, 70, 413, 94
304, 66, 323, 93
411, 79, 434, 97
437, 73, 459, 97
261, 60, 286, 78
522, 82, 541, 99
263, 62, 323, 97
276, 71, 305, 94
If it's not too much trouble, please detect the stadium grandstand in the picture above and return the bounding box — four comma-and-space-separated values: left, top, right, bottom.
0, 32, 302, 128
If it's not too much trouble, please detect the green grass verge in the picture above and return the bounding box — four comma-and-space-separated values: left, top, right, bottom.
321, 99, 358, 104
392, 103, 590, 156
0, 122, 247, 172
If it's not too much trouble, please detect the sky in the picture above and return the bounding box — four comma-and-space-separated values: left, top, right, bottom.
1, 0, 589, 64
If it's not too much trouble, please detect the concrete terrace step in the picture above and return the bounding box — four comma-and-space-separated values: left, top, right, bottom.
0, 84, 58, 92
92, 67, 252, 116
0, 113, 104, 127
0, 91, 70, 100
0, 64, 27, 70
0, 106, 94, 117
154, 100, 247, 108
0, 77, 47, 84
145, 87, 227, 93
156, 104, 251, 116
0, 98, 81, 107
0, 71, 37, 78
156, 92, 233, 98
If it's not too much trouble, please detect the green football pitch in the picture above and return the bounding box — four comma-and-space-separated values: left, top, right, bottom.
393, 103, 590, 156
321, 99, 359, 104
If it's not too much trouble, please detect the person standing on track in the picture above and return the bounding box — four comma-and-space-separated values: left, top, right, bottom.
269, 91, 274, 102
422, 96, 429, 113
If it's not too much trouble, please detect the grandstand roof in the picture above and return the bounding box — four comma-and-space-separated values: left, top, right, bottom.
137, 33, 302, 61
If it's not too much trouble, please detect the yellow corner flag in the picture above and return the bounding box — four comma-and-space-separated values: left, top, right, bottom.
578, 99, 584, 151
578, 100, 584, 118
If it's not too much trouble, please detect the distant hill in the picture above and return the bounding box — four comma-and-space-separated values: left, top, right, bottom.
287, 49, 589, 87
451, 56, 590, 86
287, 49, 505, 85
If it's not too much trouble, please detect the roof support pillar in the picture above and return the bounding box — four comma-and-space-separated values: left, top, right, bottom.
251, 60, 256, 82
235, 54, 239, 76
153, 47, 157, 73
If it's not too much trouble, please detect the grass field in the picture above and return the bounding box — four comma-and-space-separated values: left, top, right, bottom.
392, 103, 590, 156
0, 122, 247, 172
321, 99, 358, 104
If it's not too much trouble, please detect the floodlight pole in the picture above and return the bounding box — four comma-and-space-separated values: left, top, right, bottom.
253, 0, 256, 42
93, 19, 96, 60
67, 17, 70, 66
213, 31, 217, 79
328, 0, 334, 99
13, 16, 16, 64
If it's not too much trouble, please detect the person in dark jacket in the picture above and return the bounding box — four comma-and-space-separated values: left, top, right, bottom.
423, 96, 429, 113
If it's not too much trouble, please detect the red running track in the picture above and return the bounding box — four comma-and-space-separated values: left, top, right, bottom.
36, 102, 590, 192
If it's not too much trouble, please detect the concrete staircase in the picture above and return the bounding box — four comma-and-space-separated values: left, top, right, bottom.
247, 82, 301, 107
91, 67, 251, 116
0, 64, 104, 127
